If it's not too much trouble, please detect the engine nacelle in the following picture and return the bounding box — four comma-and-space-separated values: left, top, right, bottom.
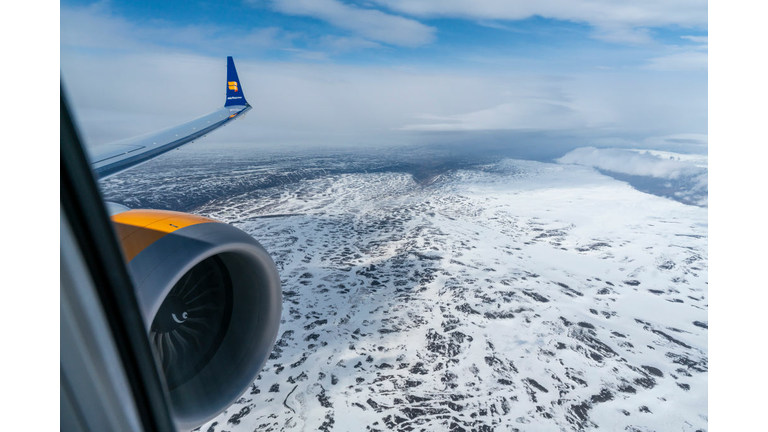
110, 209, 282, 430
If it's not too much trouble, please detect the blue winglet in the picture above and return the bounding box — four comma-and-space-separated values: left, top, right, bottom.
225, 56, 248, 107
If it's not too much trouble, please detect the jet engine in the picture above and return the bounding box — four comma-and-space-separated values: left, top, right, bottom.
110, 209, 282, 430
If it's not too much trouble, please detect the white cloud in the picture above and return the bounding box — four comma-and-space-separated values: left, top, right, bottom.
60, 6, 707, 150
556, 147, 708, 205
276, 37, 382, 62
681, 35, 708, 43
646, 51, 708, 71
401, 72, 707, 136
556, 147, 703, 179
474, 20, 520, 32
63, 53, 707, 148
372, 0, 707, 44
590, 25, 654, 45
642, 134, 708, 149
266, 0, 436, 47
280, 48, 331, 62
61, 4, 382, 63
61, 4, 297, 54
314, 35, 382, 52
400, 100, 587, 131
646, 35, 708, 71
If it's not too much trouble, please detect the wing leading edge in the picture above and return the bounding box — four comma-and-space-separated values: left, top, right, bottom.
88, 56, 251, 179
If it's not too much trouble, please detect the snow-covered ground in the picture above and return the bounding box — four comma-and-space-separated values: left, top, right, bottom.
174, 158, 707, 432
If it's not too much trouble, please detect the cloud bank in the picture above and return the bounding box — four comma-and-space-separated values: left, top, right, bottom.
557, 147, 702, 178
557, 147, 707, 206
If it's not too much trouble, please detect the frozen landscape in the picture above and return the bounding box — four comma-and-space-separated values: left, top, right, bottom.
100, 147, 708, 432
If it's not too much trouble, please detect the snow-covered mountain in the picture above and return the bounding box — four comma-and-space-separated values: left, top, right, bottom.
101, 151, 708, 432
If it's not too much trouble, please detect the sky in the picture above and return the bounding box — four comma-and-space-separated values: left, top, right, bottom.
60, 0, 708, 155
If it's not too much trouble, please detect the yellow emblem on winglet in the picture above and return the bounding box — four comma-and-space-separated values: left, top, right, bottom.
228, 81, 238, 92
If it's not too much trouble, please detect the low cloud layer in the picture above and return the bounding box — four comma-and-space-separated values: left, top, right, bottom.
400, 100, 586, 132
557, 147, 703, 178
62, 51, 707, 151
557, 147, 708, 206
399, 72, 707, 138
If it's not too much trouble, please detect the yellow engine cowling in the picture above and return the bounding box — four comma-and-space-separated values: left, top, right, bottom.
111, 209, 282, 430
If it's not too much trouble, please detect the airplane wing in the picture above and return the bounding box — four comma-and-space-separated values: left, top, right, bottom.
61, 57, 282, 431
87, 56, 251, 179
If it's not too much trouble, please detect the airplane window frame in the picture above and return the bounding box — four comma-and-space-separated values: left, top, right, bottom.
61, 90, 176, 432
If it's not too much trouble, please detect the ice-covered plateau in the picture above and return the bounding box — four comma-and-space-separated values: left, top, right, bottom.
101, 154, 708, 432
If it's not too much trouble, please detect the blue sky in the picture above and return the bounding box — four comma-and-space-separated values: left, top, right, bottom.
60, 0, 708, 152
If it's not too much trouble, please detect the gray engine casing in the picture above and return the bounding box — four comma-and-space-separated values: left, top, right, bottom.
128, 222, 282, 430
